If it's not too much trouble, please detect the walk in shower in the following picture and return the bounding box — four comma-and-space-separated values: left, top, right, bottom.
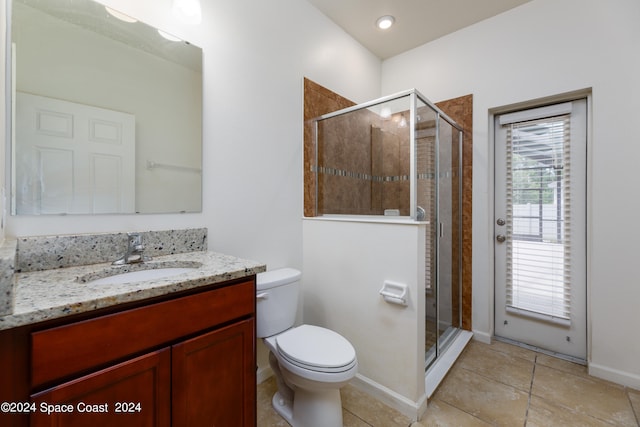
310, 89, 464, 373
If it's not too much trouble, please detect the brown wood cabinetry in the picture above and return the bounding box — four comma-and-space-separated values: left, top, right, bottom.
31, 348, 172, 427
172, 319, 255, 426
0, 278, 257, 427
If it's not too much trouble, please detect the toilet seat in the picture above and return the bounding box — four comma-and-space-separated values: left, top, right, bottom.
275, 325, 356, 373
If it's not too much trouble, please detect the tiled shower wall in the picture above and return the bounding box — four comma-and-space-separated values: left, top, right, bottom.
436, 95, 473, 331
303, 78, 473, 331
316, 108, 378, 215
310, 92, 462, 220
317, 108, 412, 216
372, 123, 411, 215
303, 78, 355, 217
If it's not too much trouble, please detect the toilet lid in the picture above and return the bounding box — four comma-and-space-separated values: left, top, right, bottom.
276, 325, 356, 371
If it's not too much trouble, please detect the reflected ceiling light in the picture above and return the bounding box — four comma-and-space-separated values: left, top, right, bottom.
158, 29, 182, 42
172, 0, 202, 25
105, 6, 137, 23
376, 15, 395, 30
380, 106, 392, 119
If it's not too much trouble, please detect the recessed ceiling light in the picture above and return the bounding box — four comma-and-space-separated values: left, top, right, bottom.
105, 7, 137, 23
376, 15, 395, 30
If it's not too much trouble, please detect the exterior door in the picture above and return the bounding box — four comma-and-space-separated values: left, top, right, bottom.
15, 92, 135, 214
494, 99, 587, 360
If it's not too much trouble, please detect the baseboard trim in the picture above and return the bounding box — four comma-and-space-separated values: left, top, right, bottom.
471, 329, 492, 344
257, 365, 273, 384
350, 374, 427, 422
589, 362, 640, 390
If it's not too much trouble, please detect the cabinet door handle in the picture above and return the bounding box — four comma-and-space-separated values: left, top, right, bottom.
256, 292, 269, 300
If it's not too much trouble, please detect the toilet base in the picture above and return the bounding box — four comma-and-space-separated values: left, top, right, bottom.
292, 387, 343, 427
271, 388, 344, 427
271, 391, 294, 425
265, 339, 352, 427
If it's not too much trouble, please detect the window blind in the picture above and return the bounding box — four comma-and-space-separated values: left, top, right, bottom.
505, 114, 572, 325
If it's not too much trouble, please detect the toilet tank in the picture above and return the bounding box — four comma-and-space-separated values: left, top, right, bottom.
256, 268, 301, 338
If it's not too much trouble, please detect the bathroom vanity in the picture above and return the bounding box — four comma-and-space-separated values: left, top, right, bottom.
0, 234, 265, 427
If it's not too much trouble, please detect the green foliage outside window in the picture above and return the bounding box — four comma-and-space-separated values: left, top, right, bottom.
512, 153, 560, 205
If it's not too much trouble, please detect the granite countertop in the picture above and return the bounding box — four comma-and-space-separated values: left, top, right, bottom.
0, 251, 266, 331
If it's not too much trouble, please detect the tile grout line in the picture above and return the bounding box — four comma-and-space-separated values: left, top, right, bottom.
626, 389, 640, 426
344, 408, 375, 427
438, 365, 527, 426
523, 354, 538, 426
456, 355, 534, 393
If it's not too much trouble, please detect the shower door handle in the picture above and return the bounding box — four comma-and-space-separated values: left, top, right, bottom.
496, 234, 506, 243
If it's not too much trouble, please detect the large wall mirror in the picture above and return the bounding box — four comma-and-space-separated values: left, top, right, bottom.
10, 0, 203, 215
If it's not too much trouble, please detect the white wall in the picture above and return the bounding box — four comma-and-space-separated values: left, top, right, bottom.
2, 0, 381, 273
303, 218, 426, 418
381, 0, 640, 387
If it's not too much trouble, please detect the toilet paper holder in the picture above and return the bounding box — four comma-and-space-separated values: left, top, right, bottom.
379, 281, 408, 306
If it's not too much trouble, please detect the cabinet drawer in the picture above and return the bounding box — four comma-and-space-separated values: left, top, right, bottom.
31, 280, 255, 389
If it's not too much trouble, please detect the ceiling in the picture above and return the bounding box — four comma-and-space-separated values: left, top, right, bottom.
16, 0, 202, 71
306, 0, 533, 59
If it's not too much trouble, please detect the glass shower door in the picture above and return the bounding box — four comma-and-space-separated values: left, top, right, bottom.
418, 99, 463, 370
436, 118, 462, 356
416, 101, 438, 368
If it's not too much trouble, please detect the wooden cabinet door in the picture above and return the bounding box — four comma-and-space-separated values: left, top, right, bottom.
172, 318, 256, 427
30, 348, 171, 427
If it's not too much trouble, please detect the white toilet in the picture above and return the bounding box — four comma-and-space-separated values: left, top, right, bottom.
257, 268, 358, 427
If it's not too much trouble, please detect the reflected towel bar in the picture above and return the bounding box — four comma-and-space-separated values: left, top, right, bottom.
146, 160, 201, 173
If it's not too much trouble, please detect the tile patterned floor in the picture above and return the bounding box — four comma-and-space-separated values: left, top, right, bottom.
257, 340, 640, 426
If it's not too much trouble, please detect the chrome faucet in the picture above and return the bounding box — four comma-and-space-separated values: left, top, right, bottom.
113, 233, 152, 265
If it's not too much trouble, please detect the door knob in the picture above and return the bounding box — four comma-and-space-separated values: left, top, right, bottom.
496, 234, 506, 243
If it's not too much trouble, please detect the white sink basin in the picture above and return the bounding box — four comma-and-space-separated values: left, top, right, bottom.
87, 267, 197, 286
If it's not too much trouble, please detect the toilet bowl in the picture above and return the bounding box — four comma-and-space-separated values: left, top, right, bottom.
257, 268, 358, 427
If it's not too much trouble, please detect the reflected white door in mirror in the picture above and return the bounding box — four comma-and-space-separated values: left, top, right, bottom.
15, 93, 135, 215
